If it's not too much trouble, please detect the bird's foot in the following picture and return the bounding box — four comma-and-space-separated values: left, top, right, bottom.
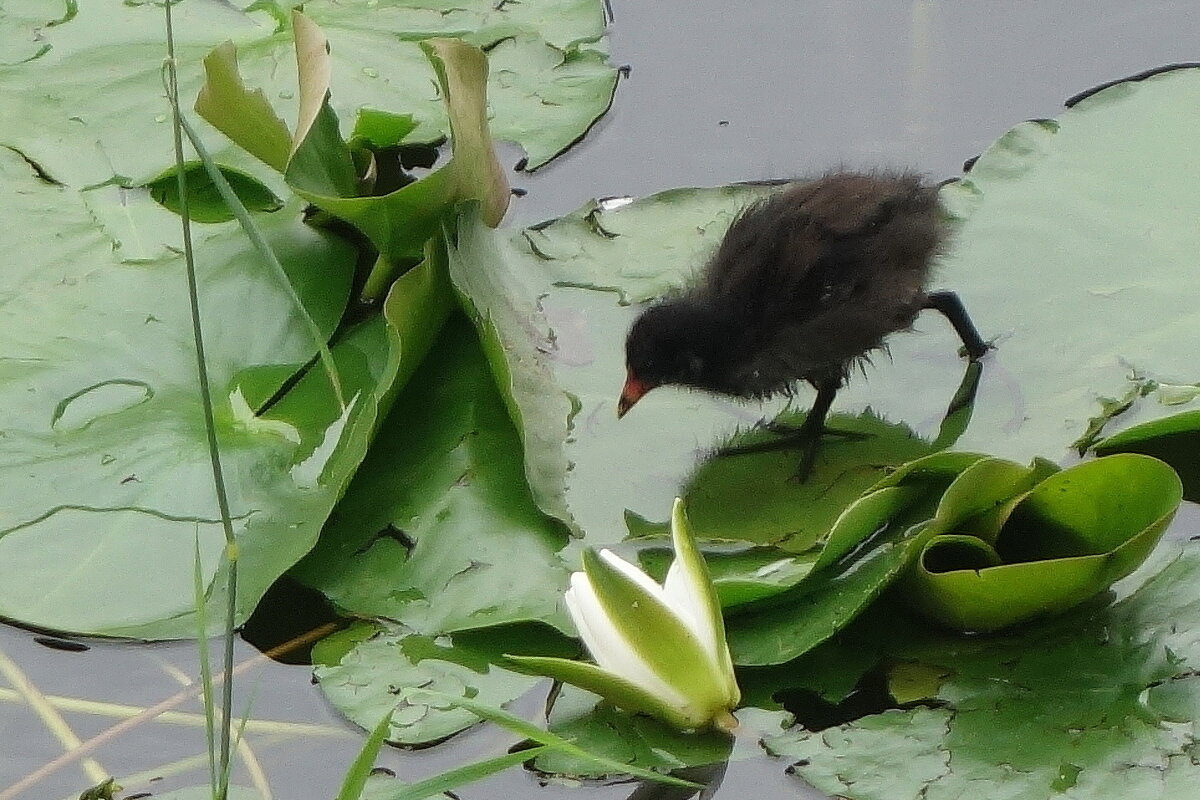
958, 337, 996, 362
762, 420, 872, 441
716, 424, 870, 473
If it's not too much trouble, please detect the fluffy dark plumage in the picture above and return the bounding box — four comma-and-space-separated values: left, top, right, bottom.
624, 171, 947, 404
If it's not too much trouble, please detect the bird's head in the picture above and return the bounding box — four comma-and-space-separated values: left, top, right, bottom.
619, 300, 728, 417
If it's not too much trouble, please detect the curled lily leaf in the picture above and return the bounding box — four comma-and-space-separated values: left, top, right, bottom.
903, 453, 1182, 631
508, 498, 740, 732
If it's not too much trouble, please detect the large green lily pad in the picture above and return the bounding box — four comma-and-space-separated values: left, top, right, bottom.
447, 65, 1200, 556
446, 190, 971, 545
0, 0, 615, 190
914, 66, 1200, 461
0, 146, 361, 636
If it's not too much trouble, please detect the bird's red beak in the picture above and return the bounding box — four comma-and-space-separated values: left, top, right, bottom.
617, 372, 652, 418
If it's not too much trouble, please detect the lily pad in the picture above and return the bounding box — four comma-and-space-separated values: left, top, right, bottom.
0, 141, 386, 636
532, 686, 789, 779
766, 542, 1200, 800
910, 65, 1200, 463
313, 620, 573, 745
0, 0, 615, 191
1096, 409, 1200, 502
290, 315, 571, 635
461, 64, 1200, 548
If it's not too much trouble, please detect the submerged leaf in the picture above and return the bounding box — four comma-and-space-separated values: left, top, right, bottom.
144, 162, 283, 223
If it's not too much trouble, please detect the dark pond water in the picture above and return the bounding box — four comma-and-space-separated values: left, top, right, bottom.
4, 1, 1200, 798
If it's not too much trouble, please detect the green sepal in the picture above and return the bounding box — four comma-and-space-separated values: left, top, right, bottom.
505, 654, 699, 730
669, 498, 739, 703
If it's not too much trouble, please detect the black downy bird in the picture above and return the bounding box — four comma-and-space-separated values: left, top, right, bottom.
618, 170, 990, 476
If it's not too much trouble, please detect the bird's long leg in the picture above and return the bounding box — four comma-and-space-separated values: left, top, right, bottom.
924, 291, 990, 360
794, 378, 838, 478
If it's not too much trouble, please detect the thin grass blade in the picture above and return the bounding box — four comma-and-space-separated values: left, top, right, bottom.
335, 708, 395, 800
176, 111, 345, 409
164, 6, 241, 797
369, 746, 549, 800
192, 534, 218, 795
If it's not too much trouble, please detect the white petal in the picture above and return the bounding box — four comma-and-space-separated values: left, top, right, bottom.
598, 549, 672, 600
663, 559, 719, 665
564, 569, 691, 709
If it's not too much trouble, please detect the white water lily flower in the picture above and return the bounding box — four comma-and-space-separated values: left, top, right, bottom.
509, 498, 740, 731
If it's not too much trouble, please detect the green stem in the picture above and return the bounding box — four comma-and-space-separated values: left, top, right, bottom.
360, 252, 398, 303
163, 7, 238, 800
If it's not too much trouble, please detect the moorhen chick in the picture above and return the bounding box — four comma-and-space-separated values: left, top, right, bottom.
618, 170, 989, 476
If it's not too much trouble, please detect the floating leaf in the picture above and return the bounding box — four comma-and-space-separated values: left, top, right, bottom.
766, 542, 1200, 800
0, 142, 467, 635
0, 150, 342, 635
313, 620, 570, 745
291, 315, 571, 635
3, 0, 615, 190
918, 65, 1200, 463
1096, 409, 1200, 502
